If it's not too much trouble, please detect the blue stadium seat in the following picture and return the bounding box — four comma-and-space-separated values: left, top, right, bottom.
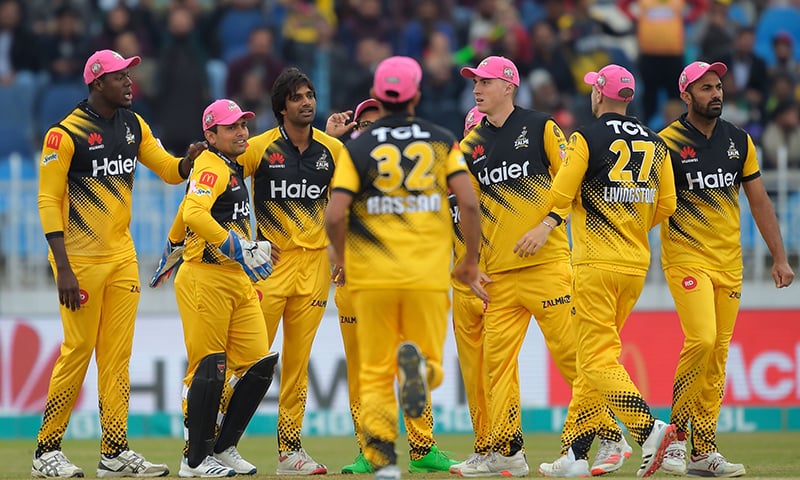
785, 192, 800, 250
36, 82, 86, 140
0, 127, 34, 158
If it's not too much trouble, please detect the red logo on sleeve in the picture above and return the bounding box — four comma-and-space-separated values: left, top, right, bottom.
199, 172, 218, 187
46, 131, 63, 150
682, 276, 697, 290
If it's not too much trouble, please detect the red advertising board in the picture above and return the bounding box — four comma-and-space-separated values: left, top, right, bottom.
548, 310, 800, 407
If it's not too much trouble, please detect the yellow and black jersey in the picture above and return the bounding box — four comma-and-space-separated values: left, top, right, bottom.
331, 113, 468, 291
182, 148, 257, 266
460, 107, 570, 274
449, 192, 486, 293
38, 101, 186, 262
551, 112, 676, 271
658, 114, 760, 270
240, 125, 344, 251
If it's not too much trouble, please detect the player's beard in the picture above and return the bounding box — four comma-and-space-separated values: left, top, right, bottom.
689, 94, 723, 120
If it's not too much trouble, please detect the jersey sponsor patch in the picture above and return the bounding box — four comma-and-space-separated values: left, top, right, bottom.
199, 171, 218, 187
41, 152, 58, 166
45, 131, 63, 150
188, 179, 212, 196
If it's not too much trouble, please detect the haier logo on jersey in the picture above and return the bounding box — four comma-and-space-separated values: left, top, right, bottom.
232, 200, 250, 220
88, 132, 104, 151
606, 120, 649, 137
477, 161, 530, 186
514, 126, 529, 149
92, 155, 137, 177
686, 168, 738, 190
270, 179, 327, 199
371, 124, 431, 142
679, 146, 698, 164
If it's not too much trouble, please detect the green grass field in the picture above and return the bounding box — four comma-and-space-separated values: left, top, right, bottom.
4, 432, 800, 479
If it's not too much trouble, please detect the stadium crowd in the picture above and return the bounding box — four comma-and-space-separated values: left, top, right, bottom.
1, 0, 799, 167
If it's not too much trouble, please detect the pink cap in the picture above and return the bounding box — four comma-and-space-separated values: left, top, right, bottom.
463, 106, 486, 134
460, 56, 520, 87
583, 64, 636, 102
678, 61, 728, 93
372, 56, 422, 103
354, 98, 380, 121
202, 99, 255, 130
83, 49, 141, 84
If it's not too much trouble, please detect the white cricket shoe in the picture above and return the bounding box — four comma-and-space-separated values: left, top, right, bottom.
539, 449, 590, 478
32, 451, 84, 478
449, 453, 488, 474
661, 440, 687, 475
178, 456, 235, 478
459, 450, 529, 477
591, 436, 633, 476
374, 464, 401, 480
96, 449, 169, 477
637, 420, 677, 477
276, 449, 327, 475
687, 452, 745, 478
213, 446, 256, 475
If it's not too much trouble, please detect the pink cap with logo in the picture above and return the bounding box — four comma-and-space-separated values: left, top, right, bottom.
83, 49, 141, 84
202, 99, 255, 131
460, 56, 520, 87
678, 61, 728, 93
372, 56, 423, 103
354, 98, 380, 121
583, 64, 636, 102
464, 106, 486, 134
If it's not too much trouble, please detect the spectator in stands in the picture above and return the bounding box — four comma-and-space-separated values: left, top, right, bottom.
91, 3, 155, 58
114, 30, 156, 119
618, 0, 709, 124
329, 36, 391, 118
728, 26, 770, 126
761, 100, 800, 170
694, 0, 736, 63
337, 0, 396, 58
521, 21, 575, 95
280, 0, 337, 74
0, 0, 41, 85
765, 70, 798, 119
215, 0, 267, 63
770, 30, 800, 84
417, 31, 465, 136
397, 0, 457, 60
41, 5, 90, 85
154, 6, 209, 155
527, 68, 575, 136
225, 27, 285, 103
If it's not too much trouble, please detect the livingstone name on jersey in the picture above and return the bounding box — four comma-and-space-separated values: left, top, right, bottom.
270, 179, 327, 199
478, 160, 530, 186
686, 168, 738, 190
366, 193, 442, 215
92, 155, 136, 177
603, 186, 656, 203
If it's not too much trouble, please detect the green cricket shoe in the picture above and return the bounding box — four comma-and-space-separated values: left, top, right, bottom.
341, 452, 373, 474
408, 445, 458, 473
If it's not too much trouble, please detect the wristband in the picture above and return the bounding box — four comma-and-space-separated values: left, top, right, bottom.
541, 220, 555, 230
547, 212, 564, 226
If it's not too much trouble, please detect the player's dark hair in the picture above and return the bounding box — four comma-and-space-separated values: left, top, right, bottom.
271, 67, 316, 124
377, 99, 413, 114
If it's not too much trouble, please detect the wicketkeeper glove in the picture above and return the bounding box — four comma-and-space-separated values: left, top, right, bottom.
149, 239, 185, 288
218, 230, 273, 282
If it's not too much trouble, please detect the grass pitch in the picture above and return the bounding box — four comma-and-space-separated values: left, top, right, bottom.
4, 432, 799, 479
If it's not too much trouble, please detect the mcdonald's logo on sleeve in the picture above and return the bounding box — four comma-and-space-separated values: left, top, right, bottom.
199, 171, 218, 188
46, 131, 63, 150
